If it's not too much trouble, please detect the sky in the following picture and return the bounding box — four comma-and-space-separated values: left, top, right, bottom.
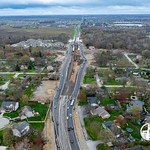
0, 0, 150, 16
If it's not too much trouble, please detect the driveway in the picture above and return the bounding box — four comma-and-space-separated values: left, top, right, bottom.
86, 140, 103, 150
0, 113, 9, 129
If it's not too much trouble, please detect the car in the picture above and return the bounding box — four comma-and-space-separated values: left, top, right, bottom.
54, 106, 57, 109
71, 127, 74, 130
70, 139, 74, 144
69, 114, 72, 117
67, 107, 69, 109
67, 116, 69, 120
68, 127, 71, 131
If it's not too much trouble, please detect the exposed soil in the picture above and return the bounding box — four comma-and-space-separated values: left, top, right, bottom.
70, 62, 79, 83
32, 80, 58, 102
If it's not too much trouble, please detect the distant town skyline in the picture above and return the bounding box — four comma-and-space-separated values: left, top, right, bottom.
0, 0, 150, 16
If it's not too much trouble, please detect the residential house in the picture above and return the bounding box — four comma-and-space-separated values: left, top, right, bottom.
19, 106, 36, 120
89, 46, 95, 50
87, 97, 99, 107
107, 104, 115, 109
20, 65, 28, 70
114, 69, 124, 74
52, 61, 62, 68
12, 121, 30, 137
42, 76, 49, 81
115, 77, 130, 82
0, 102, 19, 112
127, 100, 144, 112
91, 107, 110, 119
47, 65, 54, 72
102, 121, 122, 138
127, 145, 143, 150
141, 70, 149, 76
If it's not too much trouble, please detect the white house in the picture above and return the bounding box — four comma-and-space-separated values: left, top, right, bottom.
12, 121, 30, 137
0, 101, 19, 112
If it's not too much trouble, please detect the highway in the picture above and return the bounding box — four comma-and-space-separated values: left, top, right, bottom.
52, 23, 87, 150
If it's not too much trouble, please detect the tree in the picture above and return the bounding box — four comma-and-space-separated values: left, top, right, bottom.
130, 106, 141, 120
34, 138, 43, 150
94, 52, 109, 66
28, 61, 34, 70
3, 128, 14, 145
15, 64, 20, 71
105, 106, 112, 112
142, 50, 150, 59
77, 93, 87, 103
110, 124, 120, 136
118, 90, 127, 104
115, 116, 126, 127
19, 55, 30, 65
20, 94, 29, 103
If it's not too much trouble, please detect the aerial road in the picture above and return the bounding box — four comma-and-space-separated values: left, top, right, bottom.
52, 23, 87, 150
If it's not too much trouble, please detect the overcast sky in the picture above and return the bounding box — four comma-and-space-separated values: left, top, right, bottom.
0, 0, 150, 16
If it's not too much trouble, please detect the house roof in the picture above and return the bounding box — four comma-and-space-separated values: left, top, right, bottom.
103, 121, 122, 136
12, 121, 29, 133
92, 107, 110, 118
87, 97, 98, 104
116, 77, 130, 81
127, 100, 144, 111
1, 101, 18, 109
103, 121, 114, 129
21, 106, 32, 112
128, 145, 143, 150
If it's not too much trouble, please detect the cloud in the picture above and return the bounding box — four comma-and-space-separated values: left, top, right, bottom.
0, 0, 149, 15
0, 5, 150, 16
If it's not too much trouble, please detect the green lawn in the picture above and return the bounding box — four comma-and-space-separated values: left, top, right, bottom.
104, 80, 123, 85
4, 74, 15, 78
122, 122, 141, 139
97, 144, 111, 150
0, 82, 6, 86
28, 103, 49, 121
0, 130, 4, 145
18, 74, 35, 78
3, 111, 19, 118
142, 146, 150, 150
71, 27, 76, 38
101, 97, 116, 106
83, 76, 96, 84
99, 66, 109, 68
78, 101, 88, 106
128, 55, 136, 60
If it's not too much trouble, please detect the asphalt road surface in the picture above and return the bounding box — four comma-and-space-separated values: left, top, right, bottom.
52, 23, 87, 150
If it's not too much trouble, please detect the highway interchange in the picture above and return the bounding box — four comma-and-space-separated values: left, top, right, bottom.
52, 24, 87, 150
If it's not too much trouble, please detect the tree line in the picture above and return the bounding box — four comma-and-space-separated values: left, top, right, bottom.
81, 26, 150, 54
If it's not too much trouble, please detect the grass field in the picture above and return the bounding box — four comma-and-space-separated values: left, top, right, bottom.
71, 27, 76, 38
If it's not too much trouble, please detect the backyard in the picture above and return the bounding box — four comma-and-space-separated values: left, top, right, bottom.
3, 102, 49, 121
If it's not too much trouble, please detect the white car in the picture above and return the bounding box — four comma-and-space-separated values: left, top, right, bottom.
69, 114, 72, 117
67, 116, 69, 120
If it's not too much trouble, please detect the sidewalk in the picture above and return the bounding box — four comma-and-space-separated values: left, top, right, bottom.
73, 107, 89, 150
